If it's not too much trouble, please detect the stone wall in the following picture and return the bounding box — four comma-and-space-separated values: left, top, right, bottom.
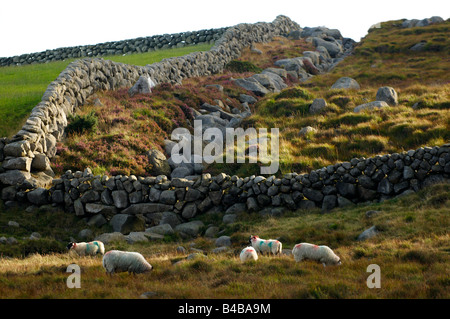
1, 145, 448, 234
0, 15, 300, 189
0, 28, 229, 67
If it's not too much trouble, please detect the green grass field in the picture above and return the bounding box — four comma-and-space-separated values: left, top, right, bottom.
0, 43, 213, 138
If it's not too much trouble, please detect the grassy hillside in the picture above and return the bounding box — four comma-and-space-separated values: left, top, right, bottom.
0, 19, 448, 300
0, 43, 213, 138
0, 183, 448, 298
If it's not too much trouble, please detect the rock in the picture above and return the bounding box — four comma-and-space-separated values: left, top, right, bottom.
87, 214, 107, 227
239, 94, 257, 104
85, 203, 117, 216
26, 187, 49, 206
410, 41, 427, 52
365, 210, 381, 218
312, 37, 342, 58
298, 126, 317, 137
376, 87, 398, 106
0, 170, 31, 185
215, 235, 231, 247
357, 226, 379, 241
159, 211, 182, 228
2, 157, 32, 172
94, 232, 126, 244
3, 140, 31, 157
8, 221, 20, 228
204, 226, 220, 238
181, 202, 198, 219
159, 190, 176, 205
128, 75, 156, 97
171, 166, 193, 179
377, 178, 393, 195
321, 195, 337, 212
111, 190, 129, 209
176, 246, 187, 254
331, 77, 360, 90
146, 224, 174, 236
353, 101, 389, 113
225, 203, 247, 214
125, 232, 150, 244
234, 78, 269, 96
223, 214, 237, 224
302, 188, 323, 202
147, 149, 171, 176
121, 203, 173, 214
29, 232, 41, 240
109, 214, 145, 234
78, 229, 94, 240
174, 220, 204, 238
309, 98, 327, 114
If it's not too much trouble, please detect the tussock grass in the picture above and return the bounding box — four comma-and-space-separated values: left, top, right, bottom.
0, 183, 448, 299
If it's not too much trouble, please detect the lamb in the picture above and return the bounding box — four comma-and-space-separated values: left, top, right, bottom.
102, 250, 153, 275
239, 246, 258, 262
249, 235, 282, 255
67, 241, 105, 256
292, 243, 341, 267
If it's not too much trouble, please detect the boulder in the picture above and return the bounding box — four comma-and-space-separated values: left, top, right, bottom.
94, 232, 126, 244
331, 77, 360, 90
215, 235, 232, 247
357, 226, 379, 241
145, 224, 174, 236
376, 87, 398, 106
109, 214, 145, 234
128, 75, 156, 97
174, 220, 204, 238
309, 98, 327, 114
233, 78, 269, 96
147, 149, 171, 176
26, 187, 49, 206
353, 101, 389, 113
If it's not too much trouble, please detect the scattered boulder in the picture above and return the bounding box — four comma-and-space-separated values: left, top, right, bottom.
357, 226, 379, 241
128, 76, 156, 97
109, 214, 145, 234
353, 101, 389, 113
309, 98, 327, 114
331, 77, 360, 90
376, 87, 398, 106
147, 149, 171, 176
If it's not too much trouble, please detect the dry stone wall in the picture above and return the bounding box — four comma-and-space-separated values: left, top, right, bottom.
1, 15, 449, 234
0, 28, 228, 67
0, 15, 300, 189
1, 145, 448, 235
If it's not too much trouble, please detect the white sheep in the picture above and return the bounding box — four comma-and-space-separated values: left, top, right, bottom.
240, 246, 258, 262
102, 250, 153, 275
67, 241, 105, 256
292, 243, 341, 267
249, 235, 282, 255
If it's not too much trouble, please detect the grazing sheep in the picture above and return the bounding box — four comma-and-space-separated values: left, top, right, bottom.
292, 243, 341, 267
67, 241, 105, 256
102, 250, 153, 275
240, 246, 258, 262
249, 235, 282, 255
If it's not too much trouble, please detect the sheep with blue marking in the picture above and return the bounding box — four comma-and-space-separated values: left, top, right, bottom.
240, 246, 258, 262
102, 250, 153, 275
292, 243, 341, 267
67, 241, 105, 256
249, 235, 282, 255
